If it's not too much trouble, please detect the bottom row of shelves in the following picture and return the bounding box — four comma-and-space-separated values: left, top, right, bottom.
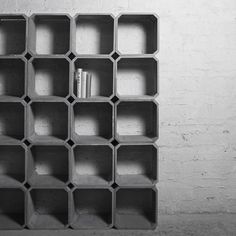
0, 187, 157, 230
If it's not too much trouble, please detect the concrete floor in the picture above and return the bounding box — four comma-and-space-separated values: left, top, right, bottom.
0, 214, 235, 236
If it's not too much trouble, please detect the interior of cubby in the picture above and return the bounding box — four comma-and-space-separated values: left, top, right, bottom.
29, 58, 69, 98
28, 188, 68, 229
29, 15, 70, 55
116, 145, 157, 185
28, 145, 69, 186
0, 58, 25, 98
115, 188, 156, 229
72, 102, 113, 143
0, 15, 26, 55
116, 101, 158, 142
75, 15, 114, 55
0, 188, 25, 229
0, 145, 25, 186
0, 102, 24, 142
28, 102, 68, 143
73, 58, 113, 98
117, 57, 157, 97
71, 188, 112, 228
117, 14, 157, 54
72, 145, 113, 186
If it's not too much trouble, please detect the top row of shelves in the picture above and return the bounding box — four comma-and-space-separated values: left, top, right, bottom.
0, 14, 158, 56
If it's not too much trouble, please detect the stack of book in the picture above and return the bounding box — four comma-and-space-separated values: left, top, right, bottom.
75, 68, 92, 98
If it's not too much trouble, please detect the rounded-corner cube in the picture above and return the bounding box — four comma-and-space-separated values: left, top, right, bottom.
72, 101, 113, 143
115, 187, 157, 229
116, 144, 158, 186
28, 57, 70, 99
117, 14, 158, 55
71, 188, 113, 229
116, 101, 158, 142
72, 144, 114, 186
27, 101, 69, 143
28, 144, 70, 187
0, 15, 27, 55
74, 14, 114, 55
29, 14, 71, 55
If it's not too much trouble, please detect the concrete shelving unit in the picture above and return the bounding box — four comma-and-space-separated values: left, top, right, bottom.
0, 13, 158, 230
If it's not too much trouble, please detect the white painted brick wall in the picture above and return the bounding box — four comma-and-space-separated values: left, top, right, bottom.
1, 0, 235, 214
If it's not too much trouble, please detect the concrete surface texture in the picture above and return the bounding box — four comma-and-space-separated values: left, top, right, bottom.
0, 0, 236, 235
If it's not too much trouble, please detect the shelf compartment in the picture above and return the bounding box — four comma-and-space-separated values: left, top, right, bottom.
72, 101, 113, 143
115, 187, 157, 229
28, 57, 70, 98
116, 101, 158, 142
73, 58, 113, 99
0, 15, 26, 55
72, 144, 113, 186
74, 14, 114, 55
28, 188, 68, 229
71, 188, 113, 229
0, 188, 25, 229
28, 102, 68, 143
29, 14, 70, 55
28, 145, 69, 187
0, 145, 25, 187
116, 144, 157, 185
0, 102, 24, 142
117, 14, 158, 55
0, 58, 26, 99
117, 57, 158, 98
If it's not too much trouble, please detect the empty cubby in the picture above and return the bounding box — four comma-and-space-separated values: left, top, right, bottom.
28, 57, 69, 98
0, 145, 25, 186
116, 144, 157, 185
116, 101, 158, 142
28, 102, 68, 143
0, 15, 26, 55
73, 58, 113, 99
72, 101, 113, 143
117, 14, 158, 54
28, 188, 68, 229
29, 14, 70, 55
0, 102, 24, 142
75, 14, 114, 55
71, 188, 112, 229
115, 188, 157, 229
117, 57, 158, 98
0, 58, 25, 98
0, 188, 25, 229
28, 145, 69, 187
72, 145, 113, 186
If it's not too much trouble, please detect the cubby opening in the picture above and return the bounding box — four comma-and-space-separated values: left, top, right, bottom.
28, 188, 68, 229
29, 58, 69, 98
0, 145, 25, 186
72, 145, 113, 186
29, 15, 70, 55
73, 58, 113, 98
71, 189, 112, 229
117, 14, 157, 54
75, 15, 114, 55
72, 102, 113, 143
116, 145, 157, 185
0, 102, 24, 142
28, 145, 69, 186
115, 188, 156, 229
0, 58, 25, 98
116, 101, 158, 142
28, 102, 68, 143
0, 15, 26, 55
0, 188, 25, 229
117, 58, 157, 97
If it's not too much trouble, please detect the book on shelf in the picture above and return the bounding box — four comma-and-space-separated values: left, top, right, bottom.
75, 68, 82, 98
75, 68, 92, 98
